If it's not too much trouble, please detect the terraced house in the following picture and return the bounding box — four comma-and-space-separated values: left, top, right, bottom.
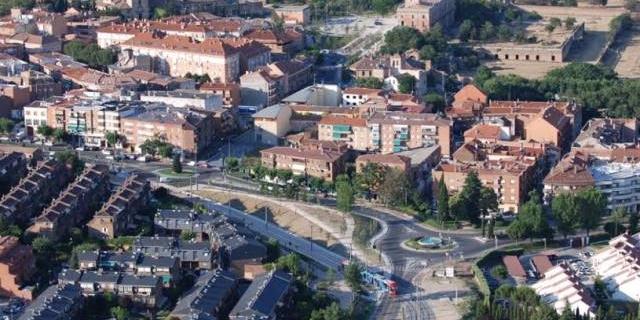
28, 165, 110, 240
87, 174, 150, 239
0, 159, 73, 223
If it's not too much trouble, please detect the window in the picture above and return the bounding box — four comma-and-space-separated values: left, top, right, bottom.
515, 54, 519, 60
551, 55, 556, 62
525, 55, 530, 60
504, 54, 509, 60
536, 55, 540, 61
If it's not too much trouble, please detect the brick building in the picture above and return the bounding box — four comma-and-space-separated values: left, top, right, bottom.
260, 142, 349, 181
396, 0, 455, 32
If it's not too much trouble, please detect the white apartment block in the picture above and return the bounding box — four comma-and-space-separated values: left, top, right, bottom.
23, 104, 48, 134
591, 162, 640, 212
531, 263, 595, 317
591, 232, 640, 302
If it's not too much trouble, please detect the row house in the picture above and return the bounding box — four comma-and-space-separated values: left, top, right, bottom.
317, 111, 452, 156
73, 270, 164, 308
154, 210, 267, 278
76, 251, 180, 287
531, 263, 595, 317
0, 236, 35, 300
87, 174, 150, 240
0, 159, 73, 223
133, 236, 214, 269
120, 104, 217, 156
0, 152, 28, 195
433, 157, 537, 213
17, 284, 83, 320
170, 269, 238, 320
116, 32, 241, 83
229, 270, 293, 320
260, 142, 350, 181
591, 232, 640, 302
28, 165, 110, 240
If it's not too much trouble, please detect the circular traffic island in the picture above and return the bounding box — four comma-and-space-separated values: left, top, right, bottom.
403, 236, 458, 252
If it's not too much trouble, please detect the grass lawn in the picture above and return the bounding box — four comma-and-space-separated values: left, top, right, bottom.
157, 168, 196, 178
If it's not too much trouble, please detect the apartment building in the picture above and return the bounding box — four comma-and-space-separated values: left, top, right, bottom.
356, 153, 411, 173
60, 66, 138, 92
117, 32, 240, 82
87, 174, 150, 239
0, 54, 29, 79
229, 270, 292, 320
28, 165, 110, 240
222, 38, 270, 74
121, 104, 216, 155
0, 236, 35, 300
260, 142, 349, 181
531, 263, 595, 317
124, 69, 196, 91
433, 157, 537, 213
318, 116, 369, 151
199, 82, 241, 107
6, 33, 62, 53
133, 236, 214, 269
140, 90, 223, 110
0, 152, 28, 195
571, 118, 638, 159
240, 59, 312, 107
396, 0, 455, 32
543, 148, 640, 212
368, 111, 452, 155
17, 284, 83, 320
170, 269, 238, 320
0, 159, 73, 223
591, 232, 640, 301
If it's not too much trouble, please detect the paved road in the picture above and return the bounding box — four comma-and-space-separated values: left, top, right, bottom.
159, 183, 347, 271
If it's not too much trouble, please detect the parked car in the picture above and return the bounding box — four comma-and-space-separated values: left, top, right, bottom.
137, 155, 150, 162
197, 161, 210, 168
75, 146, 85, 151
186, 161, 196, 166
101, 149, 112, 155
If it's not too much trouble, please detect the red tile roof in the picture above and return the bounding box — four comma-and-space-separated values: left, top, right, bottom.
319, 115, 366, 127
531, 255, 553, 275
120, 32, 238, 56
503, 255, 526, 278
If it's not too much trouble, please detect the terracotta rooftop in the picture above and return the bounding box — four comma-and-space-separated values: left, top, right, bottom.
318, 115, 366, 127
120, 32, 238, 56
531, 255, 554, 275
503, 255, 527, 278
543, 151, 594, 186
357, 153, 411, 167
463, 124, 502, 140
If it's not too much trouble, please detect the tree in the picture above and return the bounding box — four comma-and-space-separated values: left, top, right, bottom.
310, 302, 349, 320
355, 77, 383, 89
63, 41, 116, 71
110, 306, 129, 320
552, 193, 579, 239
372, 0, 395, 14
344, 262, 362, 292
180, 230, 195, 241
37, 125, 54, 140
449, 193, 467, 222
172, 154, 182, 174
158, 144, 173, 158
53, 128, 66, 142
436, 176, 450, 222
576, 187, 606, 239
355, 163, 386, 197
479, 21, 496, 40
0, 118, 14, 135
377, 169, 412, 206
549, 17, 562, 28
105, 131, 119, 147
497, 24, 512, 41
55, 150, 84, 173
611, 207, 626, 237
461, 170, 482, 223
487, 218, 495, 238
564, 17, 577, 29
380, 26, 425, 54
479, 187, 498, 237
507, 195, 552, 242
423, 93, 445, 113
335, 175, 354, 212
458, 20, 475, 42
396, 73, 416, 94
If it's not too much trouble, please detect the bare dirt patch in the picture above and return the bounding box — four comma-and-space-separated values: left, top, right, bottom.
194, 189, 349, 256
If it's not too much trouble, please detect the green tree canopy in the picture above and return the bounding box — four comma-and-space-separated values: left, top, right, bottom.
396, 73, 416, 94
0, 118, 14, 135
552, 193, 579, 239
576, 187, 606, 238
436, 176, 450, 222
380, 26, 424, 54
335, 175, 354, 212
